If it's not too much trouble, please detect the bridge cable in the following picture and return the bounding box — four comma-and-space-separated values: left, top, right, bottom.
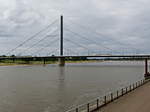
64, 38, 91, 55
65, 20, 140, 52
64, 48, 79, 56
64, 28, 114, 51
64, 38, 90, 50
30, 38, 59, 56
6, 19, 58, 55
17, 29, 58, 56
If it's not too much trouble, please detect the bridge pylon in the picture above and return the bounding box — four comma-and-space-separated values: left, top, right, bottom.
59, 15, 65, 66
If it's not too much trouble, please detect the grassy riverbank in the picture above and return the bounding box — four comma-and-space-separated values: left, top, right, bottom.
0, 60, 102, 66
0, 58, 145, 66
0, 60, 56, 66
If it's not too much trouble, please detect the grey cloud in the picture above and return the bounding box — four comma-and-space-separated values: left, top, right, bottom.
0, 0, 150, 55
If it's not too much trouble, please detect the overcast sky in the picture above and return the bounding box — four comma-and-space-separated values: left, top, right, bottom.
0, 0, 150, 56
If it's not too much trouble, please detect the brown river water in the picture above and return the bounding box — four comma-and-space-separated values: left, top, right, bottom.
0, 61, 146, 112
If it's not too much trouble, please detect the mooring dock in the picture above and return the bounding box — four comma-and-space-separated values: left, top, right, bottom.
94, 80, 150, 112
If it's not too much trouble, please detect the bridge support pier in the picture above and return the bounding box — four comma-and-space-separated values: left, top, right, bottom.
144, 59, 150, 79
59, 57, 65, 66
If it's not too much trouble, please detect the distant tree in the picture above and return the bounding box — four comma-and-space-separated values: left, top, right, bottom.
2, 55, 6, 57
11, 55, 15, 57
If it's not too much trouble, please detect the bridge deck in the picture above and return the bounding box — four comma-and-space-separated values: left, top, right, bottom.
1, 54, 150, 60
94, 81, 150, 112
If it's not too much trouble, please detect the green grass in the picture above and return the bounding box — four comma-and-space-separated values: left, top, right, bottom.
0, 59, 102, 66
0, 60, 57, 66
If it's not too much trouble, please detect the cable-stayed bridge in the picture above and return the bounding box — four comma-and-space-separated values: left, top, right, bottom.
0, 15, 150, 67
0, 15, 150, 79
3, 15, 141, 57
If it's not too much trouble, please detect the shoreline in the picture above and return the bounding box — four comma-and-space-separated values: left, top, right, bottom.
0, 60, 146, 67
0, 60, 103, 67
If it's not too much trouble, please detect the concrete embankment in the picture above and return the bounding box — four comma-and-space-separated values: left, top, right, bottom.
95, 81, 150, 112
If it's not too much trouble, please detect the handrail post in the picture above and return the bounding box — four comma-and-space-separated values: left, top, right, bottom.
133, 84, 135, 90
104, 96, 107, 104
121, 88, 124, 96
126, 87, 128, 93
76, 108, 78, 112
87, 103, 90, 112
117, 90, 119, 98
111, 93, 113, 101
130, 85, 131, 92
97, 99, 99, 109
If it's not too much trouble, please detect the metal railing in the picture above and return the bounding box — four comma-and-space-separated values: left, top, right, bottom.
66, 79, 150, 112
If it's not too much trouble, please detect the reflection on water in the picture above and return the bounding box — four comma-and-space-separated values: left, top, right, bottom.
57, 67, 66, 111
0, 62, 146, 112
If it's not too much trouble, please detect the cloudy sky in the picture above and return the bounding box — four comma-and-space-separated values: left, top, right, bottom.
0, 0, 150, 56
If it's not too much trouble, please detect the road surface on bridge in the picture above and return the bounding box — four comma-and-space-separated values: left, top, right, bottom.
95, 81, 150, 112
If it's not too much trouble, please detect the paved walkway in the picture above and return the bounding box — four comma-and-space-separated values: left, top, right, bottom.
95, 81, 150, 112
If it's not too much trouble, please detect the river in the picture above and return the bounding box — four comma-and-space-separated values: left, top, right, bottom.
0, 61, 145, 112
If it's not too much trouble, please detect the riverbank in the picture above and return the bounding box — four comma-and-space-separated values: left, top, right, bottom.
0, 60, 103, 66
0, 59, 146, 67
0, 61, 56, 66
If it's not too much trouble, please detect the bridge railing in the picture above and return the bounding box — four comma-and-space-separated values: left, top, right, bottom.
66, 79, 149, 112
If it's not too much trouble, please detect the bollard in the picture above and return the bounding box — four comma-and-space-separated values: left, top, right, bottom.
97, 99, 99, 109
